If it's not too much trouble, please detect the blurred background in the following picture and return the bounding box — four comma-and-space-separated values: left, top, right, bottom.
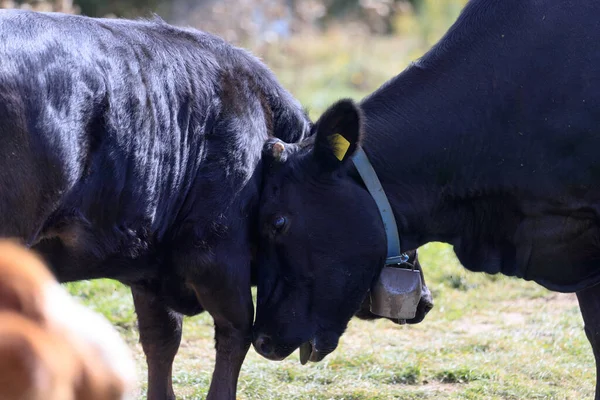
0, 0, 468, 118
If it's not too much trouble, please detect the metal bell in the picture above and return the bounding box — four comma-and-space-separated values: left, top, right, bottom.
370, 265, 422, 320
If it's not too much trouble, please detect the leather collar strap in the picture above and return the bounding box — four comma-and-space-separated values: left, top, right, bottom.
351, 147, 406, 265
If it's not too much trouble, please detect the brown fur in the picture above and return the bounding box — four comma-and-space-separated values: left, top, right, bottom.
0, 240, 132, 400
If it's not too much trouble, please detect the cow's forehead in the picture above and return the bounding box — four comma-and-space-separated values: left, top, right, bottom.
268, 156, 308, 186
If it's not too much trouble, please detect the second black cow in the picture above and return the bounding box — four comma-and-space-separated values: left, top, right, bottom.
253, 0, 600, 397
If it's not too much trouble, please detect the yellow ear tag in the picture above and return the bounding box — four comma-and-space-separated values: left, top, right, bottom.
328, 133, 350, 161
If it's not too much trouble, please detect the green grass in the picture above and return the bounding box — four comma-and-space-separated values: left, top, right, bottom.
65, 242, 595, 399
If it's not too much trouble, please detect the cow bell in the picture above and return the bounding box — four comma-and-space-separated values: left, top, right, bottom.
370, 264, 422, 320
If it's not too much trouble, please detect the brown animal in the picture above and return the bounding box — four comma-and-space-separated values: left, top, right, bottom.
0, 240, 136, 400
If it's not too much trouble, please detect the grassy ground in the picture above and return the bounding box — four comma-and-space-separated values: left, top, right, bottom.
65, 8, 594, 399
66, 242, 595, 399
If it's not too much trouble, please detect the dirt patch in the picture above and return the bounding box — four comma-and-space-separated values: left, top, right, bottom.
455, 293, 579, 336
458, 322, 494, 335
500, 293, 578, 310
502, 312, 526, 325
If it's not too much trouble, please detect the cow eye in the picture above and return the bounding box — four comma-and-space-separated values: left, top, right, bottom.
272, 216, 288, 232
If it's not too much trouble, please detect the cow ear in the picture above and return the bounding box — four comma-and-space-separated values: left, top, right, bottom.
312, 99, 362, 172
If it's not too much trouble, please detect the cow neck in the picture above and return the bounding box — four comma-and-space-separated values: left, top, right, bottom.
351, 147, 407, 265
349, 1, 544, 252
356, 57, 494, 250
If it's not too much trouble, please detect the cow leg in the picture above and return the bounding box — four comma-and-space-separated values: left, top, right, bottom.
191, 267, 253, 400
132, 286, 183, 400
576, 283, 600, 400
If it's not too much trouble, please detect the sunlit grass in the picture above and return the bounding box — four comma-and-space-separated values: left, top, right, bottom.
66, 242, 594, 399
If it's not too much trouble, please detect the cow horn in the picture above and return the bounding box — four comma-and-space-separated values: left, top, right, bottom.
272, 142, 285, 161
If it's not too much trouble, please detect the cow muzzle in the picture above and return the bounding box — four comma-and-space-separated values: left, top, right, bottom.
369, 264, 422, 320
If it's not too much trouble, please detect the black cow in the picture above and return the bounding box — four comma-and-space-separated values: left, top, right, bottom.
252, 0, 600, 397
0, 9, 311, 400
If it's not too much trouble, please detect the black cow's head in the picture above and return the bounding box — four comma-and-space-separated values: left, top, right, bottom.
252, 100, 432, 362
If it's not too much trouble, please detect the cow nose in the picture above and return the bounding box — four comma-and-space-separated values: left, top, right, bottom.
254, 334, 274, 357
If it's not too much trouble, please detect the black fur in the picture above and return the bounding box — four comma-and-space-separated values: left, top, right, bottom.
253, 2, 600, 398
312, 98, 363, 170
0, 9, 310, 400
